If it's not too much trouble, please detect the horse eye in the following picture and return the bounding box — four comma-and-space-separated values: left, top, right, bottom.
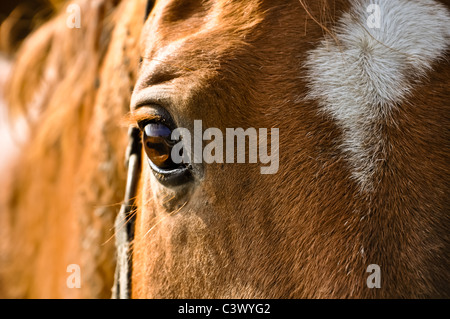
142, 123, 177, 170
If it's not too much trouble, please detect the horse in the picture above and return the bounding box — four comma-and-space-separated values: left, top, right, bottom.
1, 0, 449, 298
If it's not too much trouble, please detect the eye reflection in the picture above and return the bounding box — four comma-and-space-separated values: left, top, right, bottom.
143, 123, 177, 169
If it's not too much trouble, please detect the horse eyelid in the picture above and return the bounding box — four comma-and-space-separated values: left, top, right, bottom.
122, 112, 162, 128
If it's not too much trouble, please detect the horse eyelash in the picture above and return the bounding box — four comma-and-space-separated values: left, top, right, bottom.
121, 112, 161, 128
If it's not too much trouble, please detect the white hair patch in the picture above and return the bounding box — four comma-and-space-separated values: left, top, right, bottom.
304, 0, 450, 192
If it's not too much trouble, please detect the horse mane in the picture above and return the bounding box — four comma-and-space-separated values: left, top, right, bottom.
1, 0, 146, 298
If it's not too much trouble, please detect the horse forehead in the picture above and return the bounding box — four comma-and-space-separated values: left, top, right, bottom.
141, 0, 266, 59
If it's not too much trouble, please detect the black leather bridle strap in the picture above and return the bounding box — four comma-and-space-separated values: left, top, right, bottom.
112, 0, 155, 299
145, 0, 155, 20
112, 127, 141, 299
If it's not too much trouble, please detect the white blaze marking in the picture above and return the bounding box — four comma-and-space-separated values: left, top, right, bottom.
305, 0, 450, 191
